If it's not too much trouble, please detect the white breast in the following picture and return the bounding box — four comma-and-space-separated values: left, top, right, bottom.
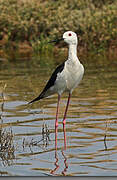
64, 60, 84, 92
53, 60, 84, 95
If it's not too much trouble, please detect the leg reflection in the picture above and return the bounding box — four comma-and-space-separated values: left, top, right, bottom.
50, 149, 59, 175
62, 126, 68, 175
61, 149, 68, 176
50, 125, 68, 175
51, 126, 59, 175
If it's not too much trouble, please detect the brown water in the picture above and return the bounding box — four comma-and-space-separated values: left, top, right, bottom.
0, 57, 117, 176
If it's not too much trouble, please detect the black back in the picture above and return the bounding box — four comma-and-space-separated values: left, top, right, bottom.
29, 62, 65, 104
42, 62, 65, 92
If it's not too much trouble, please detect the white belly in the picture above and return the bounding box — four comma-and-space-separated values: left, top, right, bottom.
65, 61, 84, 92
52, 60, 84, 95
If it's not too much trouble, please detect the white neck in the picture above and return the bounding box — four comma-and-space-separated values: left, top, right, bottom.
68, 44, 79, 62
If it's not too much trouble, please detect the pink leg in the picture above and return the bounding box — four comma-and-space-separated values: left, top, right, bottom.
55, 95, 60, 151
63, 93, 71, 126
63, 125, 66, 150
55, 95, 61, 128
55, 126, 58, 151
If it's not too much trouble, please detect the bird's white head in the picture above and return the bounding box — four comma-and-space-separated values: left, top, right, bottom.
63, 31, 78, 45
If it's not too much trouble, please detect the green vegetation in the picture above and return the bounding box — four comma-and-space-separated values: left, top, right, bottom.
0, 0, 117, 60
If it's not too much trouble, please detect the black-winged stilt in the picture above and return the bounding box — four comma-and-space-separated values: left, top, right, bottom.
29, 31, 84, 128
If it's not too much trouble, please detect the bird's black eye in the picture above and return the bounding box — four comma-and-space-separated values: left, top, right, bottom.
68, 33, 72, 36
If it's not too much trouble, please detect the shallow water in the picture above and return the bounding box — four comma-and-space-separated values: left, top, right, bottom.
0, 57, 117, 176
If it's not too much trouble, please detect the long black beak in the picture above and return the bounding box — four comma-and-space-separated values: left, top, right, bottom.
48, 38, 63, 43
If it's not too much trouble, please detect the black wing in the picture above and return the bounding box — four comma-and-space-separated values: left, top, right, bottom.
29, 62, 65, 104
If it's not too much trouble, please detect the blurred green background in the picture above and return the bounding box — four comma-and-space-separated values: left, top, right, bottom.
0, 0, 117, 60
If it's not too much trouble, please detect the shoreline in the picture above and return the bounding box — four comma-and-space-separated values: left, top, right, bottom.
0, 40, 117, 61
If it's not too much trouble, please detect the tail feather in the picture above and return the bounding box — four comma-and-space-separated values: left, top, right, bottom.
28, 92, 45, 104
28, 86, 53, 104
28, 96, 41, 104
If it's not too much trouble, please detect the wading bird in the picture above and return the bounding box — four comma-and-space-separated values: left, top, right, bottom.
29, 31, 84, 128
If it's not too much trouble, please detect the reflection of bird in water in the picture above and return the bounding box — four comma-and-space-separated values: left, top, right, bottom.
50, 150, 59, 175
62, 149, 68, 176
29, 31, 84, 128
51, 125, 68, 176
50, 148, 68, 176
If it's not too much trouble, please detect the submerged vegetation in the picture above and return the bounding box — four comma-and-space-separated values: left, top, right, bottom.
0, 128, 15, 166
0, 0, 117, 60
